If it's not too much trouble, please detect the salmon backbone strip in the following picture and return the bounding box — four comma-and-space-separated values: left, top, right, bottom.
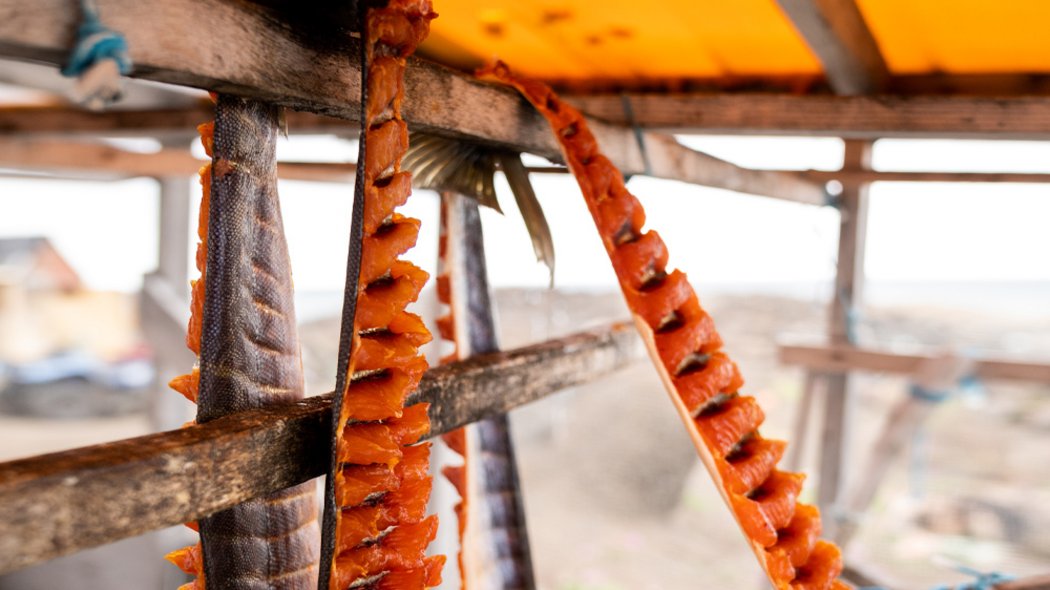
327, 2, 444, 589
434, 196, 470, 584
478, 61, 851, 590
434, 193, 537, 590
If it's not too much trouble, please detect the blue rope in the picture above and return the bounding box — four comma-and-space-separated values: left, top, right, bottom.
909, 382, 952, 403
61, 0, 131, 78
932, 567, 1015, 590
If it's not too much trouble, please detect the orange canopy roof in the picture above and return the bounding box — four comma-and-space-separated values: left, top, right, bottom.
419, 0, 1050, 89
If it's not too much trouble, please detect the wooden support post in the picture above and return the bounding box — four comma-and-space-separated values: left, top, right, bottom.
786, 371, 821, 472
817, 140, 872, 530
154, 176, 192, 301
141, 174, 197, 433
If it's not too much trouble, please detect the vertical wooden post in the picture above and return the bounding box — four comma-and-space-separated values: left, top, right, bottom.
155, 176, 192, 300
140, 175, 195, 434
818, 140, 873, 527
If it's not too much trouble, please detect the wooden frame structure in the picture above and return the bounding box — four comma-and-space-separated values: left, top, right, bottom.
1, 1, 1050, 589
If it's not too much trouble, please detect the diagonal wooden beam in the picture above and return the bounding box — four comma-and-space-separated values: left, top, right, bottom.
569, 94, 1050, 140
0, 323, 641, 575
774, 0, 889, 95
0, 0, 827, 204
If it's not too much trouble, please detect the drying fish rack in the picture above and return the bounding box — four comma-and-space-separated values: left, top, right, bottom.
2, 2, 1050, 589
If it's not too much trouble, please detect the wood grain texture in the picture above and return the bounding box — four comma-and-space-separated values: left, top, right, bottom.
0, 138, 355, 182
18, 94, 1050, 141
0, 104, 353, 137
780, 344, 1050, 383
804, 170, 1050, 184
817, 139, 870, 516
0, 0, 826, 203
0, 323, 639, 575
773, 0, 888, 95
568, 93, 1050, 140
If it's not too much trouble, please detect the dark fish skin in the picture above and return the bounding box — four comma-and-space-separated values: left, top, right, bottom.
196, 95, 321, 590
444, 193, 536, 590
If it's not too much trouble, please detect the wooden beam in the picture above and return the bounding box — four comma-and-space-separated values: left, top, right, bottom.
805, 170, 1050, 184
780, 344, 1050, 383
994, 574, 1050, 590
774, 0, 889, 95
0, 138, 355, 182
18, 93, 1050, 142
893, 73, 1050, 97
0, 323, 640, 574
0, 0, 827, 204
817, 140, 871, 520
569, 94, 1050, 140
0, 104, 355, 137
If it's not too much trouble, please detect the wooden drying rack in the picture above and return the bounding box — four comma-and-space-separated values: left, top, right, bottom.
1, 1, 1050, 589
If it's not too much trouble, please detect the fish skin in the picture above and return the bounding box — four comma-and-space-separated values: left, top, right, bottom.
196, 95, 320, 590
440, 193, 536, 590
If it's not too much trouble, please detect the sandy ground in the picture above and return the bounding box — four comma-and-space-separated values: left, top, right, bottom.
2, 288, 1049, 589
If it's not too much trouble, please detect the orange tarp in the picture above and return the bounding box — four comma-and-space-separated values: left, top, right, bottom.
420, 0, 1050, 87
856, 0, 1050, 74
421, 0, 820, 84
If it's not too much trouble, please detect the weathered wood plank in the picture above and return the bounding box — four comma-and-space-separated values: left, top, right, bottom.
0, 0, 827, 204
995, 574, 1050, 590
17, 93, 1050, 142
805, 170, 1050, 184
0, 104, 353, 137
569, 94, 1050, 140
780, 344, 1050, 383
774, 0, 888, 95
0, 323, 640, 575
817, 140, 870, 521
0, 138, 355, 182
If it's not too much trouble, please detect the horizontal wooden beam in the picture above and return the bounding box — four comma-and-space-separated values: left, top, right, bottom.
0, 323, 640, 574
893, 73, 1050, 97
773, 0, 889, 95
0, 103, 354, 138
0, 138, 355, 182
569, 94, 1050, 139
804, 170, 1050, 184
0, 0, 827, 204
994, 574, 1050, 590
780, 344, 1050, 383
